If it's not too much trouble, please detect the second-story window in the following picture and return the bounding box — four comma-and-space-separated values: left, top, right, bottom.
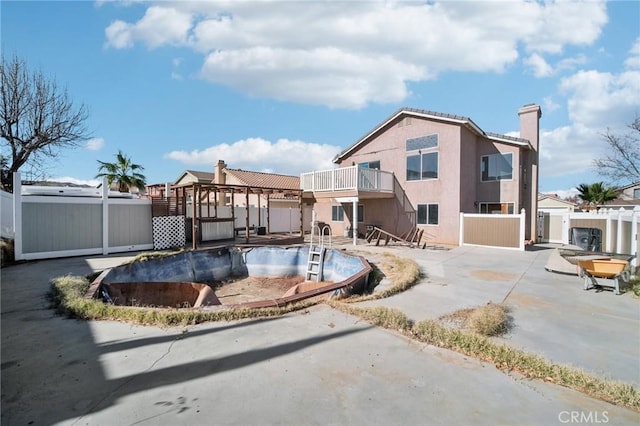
481, 153, 513, 181
406, 134, 438, 181
359, 161, 380, 169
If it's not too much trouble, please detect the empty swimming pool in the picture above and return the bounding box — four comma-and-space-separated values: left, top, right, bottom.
87, 246, 371, 309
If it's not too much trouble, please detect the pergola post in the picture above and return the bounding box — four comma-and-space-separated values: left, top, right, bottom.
191, 183, 198, 250
245, 187, 250, 243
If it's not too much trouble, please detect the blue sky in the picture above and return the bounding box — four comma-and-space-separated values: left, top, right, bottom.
2, 0, 639, 197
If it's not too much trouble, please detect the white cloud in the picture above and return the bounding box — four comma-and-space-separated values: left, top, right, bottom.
560, 69, 640, 129
200, 47, 423, 108
105, 6, 192, 49
539, 39, 640, 180
524, 53, 587, 78
171, 72, 183, 81
164, 137, 341, 176
46, 176, 101, 187
545, 188, 579, 200
85, 137, 105, 151
522, 1, 607, 54
103, 0, 609, 108
524, 53, 553, 77
104, 20, 134, 49
624, 37, 640, 70
543, 97, 560, 112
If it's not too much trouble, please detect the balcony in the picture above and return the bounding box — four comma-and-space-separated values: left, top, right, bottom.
300, 166, 394, 198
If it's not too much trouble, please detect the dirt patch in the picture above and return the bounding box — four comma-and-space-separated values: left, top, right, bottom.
214, 275, 306, 305
470, 269, 518, 282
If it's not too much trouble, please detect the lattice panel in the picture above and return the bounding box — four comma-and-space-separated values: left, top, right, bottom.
152, 215, 186, 250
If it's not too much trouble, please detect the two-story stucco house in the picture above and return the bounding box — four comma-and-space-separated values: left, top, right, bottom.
301, 104, 542, 246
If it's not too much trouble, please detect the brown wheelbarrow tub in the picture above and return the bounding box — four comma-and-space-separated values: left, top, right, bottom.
577, 258, 631, 295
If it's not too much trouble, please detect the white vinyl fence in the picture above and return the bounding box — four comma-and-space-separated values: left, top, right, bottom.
1, 190, 13, 238
537, 207, 639, 268
13, 174, 153, 261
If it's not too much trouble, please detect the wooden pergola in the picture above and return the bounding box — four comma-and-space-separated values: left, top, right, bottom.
157, 181, 304, 249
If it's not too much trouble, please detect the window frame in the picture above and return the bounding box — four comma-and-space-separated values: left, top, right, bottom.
480, 152, 513, 182
406, 134, 439, 182
417, 203, 439, 225
331, 205, 344, 221
359, 161, 380, 170
478, 202, 515, 215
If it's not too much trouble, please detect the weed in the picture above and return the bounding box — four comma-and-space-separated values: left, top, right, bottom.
629, 276, 640, 298
124, 249, 185, 265
328, 301, 639, 411
466, 303, 510, 336
345, 253, 421, 302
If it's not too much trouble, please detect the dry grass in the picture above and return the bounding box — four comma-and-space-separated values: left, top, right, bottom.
49, 274, 316, 326
439, 303, 510, 336
630, 276, 640, 298
344, 253, 421, 302
327, 302, 639, 411
125, 249, 185, 264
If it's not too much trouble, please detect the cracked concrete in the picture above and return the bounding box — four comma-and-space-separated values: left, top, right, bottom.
1, 245, 639, 425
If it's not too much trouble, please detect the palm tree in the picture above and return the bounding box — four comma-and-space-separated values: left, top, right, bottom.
95, 150, 146, 193
576, 182, 618, 210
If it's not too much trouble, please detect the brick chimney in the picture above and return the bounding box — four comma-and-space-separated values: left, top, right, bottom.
518, 103, 542, 242
214, 160, 227, 185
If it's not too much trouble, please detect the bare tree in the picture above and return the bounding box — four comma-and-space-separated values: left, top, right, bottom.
593, 116, 640, 184
0, 55, 91, 191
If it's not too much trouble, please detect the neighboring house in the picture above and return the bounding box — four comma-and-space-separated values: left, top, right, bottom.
145, 183, 169, 199
301, 104, 541, 246
174, 170, 215, 186
600, 181, 640, 210
538, 194, 577, 212
169, 161, 300, 209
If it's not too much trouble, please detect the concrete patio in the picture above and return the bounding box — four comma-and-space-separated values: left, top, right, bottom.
1, 242, 638, 425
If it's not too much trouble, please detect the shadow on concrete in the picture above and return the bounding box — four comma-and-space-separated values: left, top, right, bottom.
95, 317, 285, 354
82, 326, 367, 421
1, 255, 367, 425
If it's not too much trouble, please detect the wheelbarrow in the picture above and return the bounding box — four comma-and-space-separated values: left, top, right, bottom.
577, 258, 630, 295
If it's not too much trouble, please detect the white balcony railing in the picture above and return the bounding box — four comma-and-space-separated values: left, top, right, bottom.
300, 165, 394, 193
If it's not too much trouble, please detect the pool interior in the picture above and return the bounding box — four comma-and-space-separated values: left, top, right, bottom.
89, 246, 371, 309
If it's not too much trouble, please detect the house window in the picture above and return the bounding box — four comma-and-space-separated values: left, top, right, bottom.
407, 152, 438, 181
417, 204, 439, 225
406, 134, 438, 151
406, 134, 438, 181
331, 205, 344, 221
359, 161, 380, 170
634, 188, 640, 199
481, 153, 513, 181
343, 204, 365, 222
479, 202, 514, 214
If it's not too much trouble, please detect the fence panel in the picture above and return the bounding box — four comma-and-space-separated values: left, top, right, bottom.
109, 202, 153, 249
22, 199, 102, 253
1, 190, 14, 238
14, 174, 154, 260
460, 210, 525, 250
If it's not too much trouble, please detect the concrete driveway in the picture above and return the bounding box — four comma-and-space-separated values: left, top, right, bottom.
1, 244, 639, 425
